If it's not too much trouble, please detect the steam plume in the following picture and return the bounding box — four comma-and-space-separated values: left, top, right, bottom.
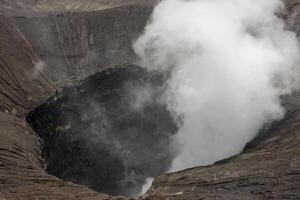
134, 0, 300, 172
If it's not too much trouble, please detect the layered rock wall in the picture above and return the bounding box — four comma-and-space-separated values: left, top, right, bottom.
0, 0, 299, 199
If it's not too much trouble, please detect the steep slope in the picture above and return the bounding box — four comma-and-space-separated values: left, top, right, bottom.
0, 1, 156, 199
0, 0, 299, 200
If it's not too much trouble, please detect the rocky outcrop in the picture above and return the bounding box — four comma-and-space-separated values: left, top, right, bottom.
0, 0, 299, 200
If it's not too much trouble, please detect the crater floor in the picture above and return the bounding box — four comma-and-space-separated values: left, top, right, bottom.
0, 0, 299, 199
27, 65, 177, 197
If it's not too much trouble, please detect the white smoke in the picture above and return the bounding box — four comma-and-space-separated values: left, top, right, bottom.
124, 82, 156, 111
134, 0, 300, 173
140, 178, 154, 195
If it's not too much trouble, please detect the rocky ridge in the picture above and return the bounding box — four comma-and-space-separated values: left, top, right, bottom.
0, 0, 299, 199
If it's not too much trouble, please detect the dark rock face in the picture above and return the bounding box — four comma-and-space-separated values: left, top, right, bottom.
0, 0, 299, 200
26, 65, 177, 197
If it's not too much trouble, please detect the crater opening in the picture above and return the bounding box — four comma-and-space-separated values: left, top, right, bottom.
26, 64, 178, 197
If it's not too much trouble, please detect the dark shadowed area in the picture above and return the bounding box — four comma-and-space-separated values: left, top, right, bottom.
26, 65, 178, 197
0, 0, 299, 200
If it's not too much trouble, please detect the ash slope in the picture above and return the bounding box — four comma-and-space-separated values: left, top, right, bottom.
0, 0, 299, 200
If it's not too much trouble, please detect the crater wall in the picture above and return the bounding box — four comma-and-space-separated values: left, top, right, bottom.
0, 0, 299, 199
